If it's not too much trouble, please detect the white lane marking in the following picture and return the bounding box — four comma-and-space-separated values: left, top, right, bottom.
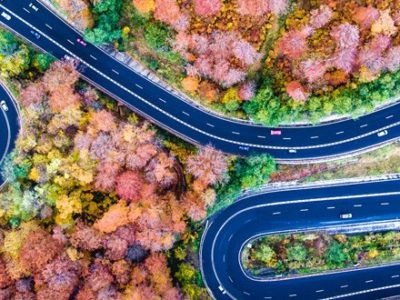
360, 124, 368, 128
365, 280, 373, 283
135, 83, 143, 89
300, 208, 309, 212
182, 111, 190, 117
340, 285, 349, 288
391, 275, 399, 278
289, 294, 297, 297
257, 135, 266, 139
283, 137, 292, 140
111, 69, 119, 75
316, 290, 324, 293
311, 136, 319, 139
222, 255, 226, 263
327, 206, 335, 209
353, 204, 362, 207
228, 276, 233, 283
207, 123, 215, 128
228, 234, 233, 241
272, 211, 281, 215
232, 131, 240, 135
67, 39, 74, 45
380, 202, 390, 206
45, 23, 52, 30
243, 291, 251, 296
158, 97, 166, 103
264, 297, 272, 299
23, 7, 30, 13
90, 54, 97, 60
336, 131, 344, 135
386, 115, 394, 119
244, 219, 251, 224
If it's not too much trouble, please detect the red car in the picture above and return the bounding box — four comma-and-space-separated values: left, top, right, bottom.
270, 130, 282, 136
77, 38, 87, 46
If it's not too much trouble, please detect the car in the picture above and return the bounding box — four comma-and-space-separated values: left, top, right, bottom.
239, 146, 250, 151
29, 3, 39, 11
0, 101, 8, 112
1, 12, 11, 21
340, 213, 352, 219
377, 130, 388, 137
77, 38, 87, 46
271, 130, 282, 136
30, 30, 41, 39
288, 149, 297, 153
218, 286, 227, 295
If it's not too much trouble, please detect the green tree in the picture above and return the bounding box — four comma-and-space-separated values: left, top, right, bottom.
254, 244, 275, 264
325, 241, 349, 266
85, 0, 122, 44
235, 154, 276, 189
287, 244, 307, 262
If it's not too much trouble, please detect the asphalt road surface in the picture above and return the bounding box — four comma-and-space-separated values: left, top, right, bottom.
2, 0, 400, 162
0, 82, 19, 187
201, 179, 400, 300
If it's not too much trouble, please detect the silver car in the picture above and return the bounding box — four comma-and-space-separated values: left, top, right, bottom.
0, 100, 8, 112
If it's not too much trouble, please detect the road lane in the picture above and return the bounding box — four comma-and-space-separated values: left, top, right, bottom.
0, 82, 20, 187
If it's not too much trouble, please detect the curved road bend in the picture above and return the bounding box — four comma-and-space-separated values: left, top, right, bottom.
0, 82, 19, 187
201, 179, 400, 300
1, 0, 400, 162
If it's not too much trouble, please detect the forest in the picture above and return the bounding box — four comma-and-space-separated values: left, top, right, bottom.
53, 0, 400, 125
0, 25, 276, 299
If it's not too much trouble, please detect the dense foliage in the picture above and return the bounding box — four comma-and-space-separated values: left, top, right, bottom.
242, 230, 400, 278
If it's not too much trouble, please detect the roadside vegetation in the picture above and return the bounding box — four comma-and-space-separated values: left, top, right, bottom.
242, 230, 400, 279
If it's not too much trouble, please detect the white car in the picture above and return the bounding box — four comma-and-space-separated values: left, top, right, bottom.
1, 12, 11, 21
0, 101, 8, 112
30, 30, 41, 40
340, 213, 352, 219
29, 3, 39, 11
377, 130, 388, 137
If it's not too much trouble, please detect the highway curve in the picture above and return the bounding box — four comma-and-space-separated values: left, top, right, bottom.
0, 82, 20, 187
201, 179, 400, 300
2, 0, 400, 162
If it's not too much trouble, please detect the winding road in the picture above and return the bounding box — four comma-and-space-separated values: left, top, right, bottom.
201, 178, 400, 300
2, 1, 400, 299
0, 82, 20, 187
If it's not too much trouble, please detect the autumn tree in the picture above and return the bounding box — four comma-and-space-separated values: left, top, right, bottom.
187, 145, 228, 185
